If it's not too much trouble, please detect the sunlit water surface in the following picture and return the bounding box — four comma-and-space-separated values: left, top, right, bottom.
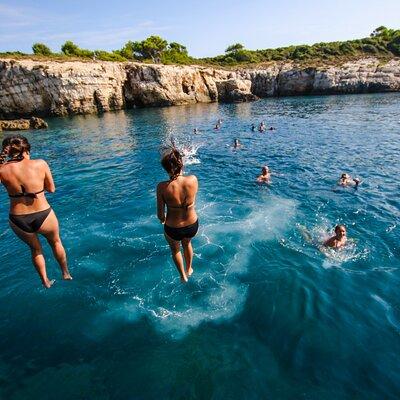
0, 94, 400, 399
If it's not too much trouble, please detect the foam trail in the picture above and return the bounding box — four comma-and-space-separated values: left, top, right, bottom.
92, 196, 297, 338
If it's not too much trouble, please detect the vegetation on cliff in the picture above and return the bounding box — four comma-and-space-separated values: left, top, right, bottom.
1, 27, 399, 66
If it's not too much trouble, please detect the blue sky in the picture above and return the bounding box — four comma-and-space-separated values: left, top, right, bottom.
1, 0, 399, 57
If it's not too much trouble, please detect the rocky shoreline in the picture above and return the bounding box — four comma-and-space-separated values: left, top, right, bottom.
0, 117, 47, 131
0, 57, 399, 118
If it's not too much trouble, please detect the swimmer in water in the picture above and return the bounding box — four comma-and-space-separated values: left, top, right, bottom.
157, 148, 199, 283
233, 139, 242, 149
338, 173, 360, 187
214, 123, 220, 130
251, 124, 256, 132
0, 135, 72, 288
193, 128, 198, 134
269, 126, 276, 131
324, 225, 347, 249
257, 166, 271, 183
259, 122, 266, 132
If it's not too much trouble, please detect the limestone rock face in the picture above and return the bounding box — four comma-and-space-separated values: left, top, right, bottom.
216, 78, 258, 102
0, 117, 48, 131
247, 58, 400, 96
0, 60, 126, 118
123, 64, 231, 107
0, 58, 399, 118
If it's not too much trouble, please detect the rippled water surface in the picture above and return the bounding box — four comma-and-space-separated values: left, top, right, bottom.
1, 94, 400, 399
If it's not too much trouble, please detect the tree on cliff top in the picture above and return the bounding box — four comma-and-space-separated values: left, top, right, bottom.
225, 43, 245, 54
32, 43, 52, 56
61, 41, 80, 56
133, 36, 168, 63
120, 36, 188, 64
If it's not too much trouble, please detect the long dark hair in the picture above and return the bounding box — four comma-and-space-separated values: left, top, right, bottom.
161, 148, 183, 180
0, 135, 31, 164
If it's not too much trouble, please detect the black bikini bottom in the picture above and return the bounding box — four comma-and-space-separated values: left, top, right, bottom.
164, 220, 199, 241
9, 208, 52, 233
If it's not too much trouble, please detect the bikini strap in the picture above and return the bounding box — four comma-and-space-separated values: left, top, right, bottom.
9, 186, 45, 199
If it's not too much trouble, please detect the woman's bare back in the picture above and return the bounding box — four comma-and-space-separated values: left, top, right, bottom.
158, 175, 198, 227
0, 158, 53, 214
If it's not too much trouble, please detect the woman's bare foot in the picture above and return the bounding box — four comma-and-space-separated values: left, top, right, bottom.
62, 272, 73, 280
181, 274, 189, 283
43, 279, 55, 288
187, 267, 194, 277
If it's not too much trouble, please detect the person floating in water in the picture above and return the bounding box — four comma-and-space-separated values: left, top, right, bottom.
324, 225, 347, 249
338, 173, 360, 187
251, 124, 256, 132
0, 135, 72, 288
257, 166, 271, 183
214, 123, 220, 130
259, 122, 266, 132
233, 139, 242, 149
157, 148, 199, 283
269, 126, 276, 131
193, 128, 199, 134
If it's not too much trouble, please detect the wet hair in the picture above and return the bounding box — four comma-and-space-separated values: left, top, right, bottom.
341, 173, 349, 180
0, 135, 31, 164
161, 148, 183, 180
335, 224, 346, 234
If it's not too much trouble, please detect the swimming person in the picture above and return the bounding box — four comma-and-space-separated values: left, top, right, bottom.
0, 135, 72, 288
251, 124, 256, 132
324, 225, 347, 249
257, 166, 271, 183
259, 122, 266, 132
233, 139, 242, 149
338, 173, 360, 187
157, 148, 199, 283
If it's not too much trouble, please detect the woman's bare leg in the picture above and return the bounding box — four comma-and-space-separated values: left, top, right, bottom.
9, 220, 54, 288
164, 233, 188, 283
182, 238, 194, 276
38, 210, 72, 280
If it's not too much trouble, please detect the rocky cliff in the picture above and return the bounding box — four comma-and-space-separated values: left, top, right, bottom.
0, 58, 399, 118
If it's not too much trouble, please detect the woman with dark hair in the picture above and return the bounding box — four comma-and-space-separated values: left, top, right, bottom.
0, 135, 72, 288
157, 148, 199, 283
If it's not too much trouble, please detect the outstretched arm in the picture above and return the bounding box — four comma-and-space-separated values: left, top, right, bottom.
156, 183, 166, 224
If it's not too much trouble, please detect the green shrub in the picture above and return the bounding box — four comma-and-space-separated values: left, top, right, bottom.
32, 43, 52, 56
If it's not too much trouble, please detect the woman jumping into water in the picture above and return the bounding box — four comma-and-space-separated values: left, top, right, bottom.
0, 135, 72, 288
157, 148, 199, 283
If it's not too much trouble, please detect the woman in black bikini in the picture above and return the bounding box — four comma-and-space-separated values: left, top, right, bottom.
157, 148, 199, 283
0, 135, 72, 288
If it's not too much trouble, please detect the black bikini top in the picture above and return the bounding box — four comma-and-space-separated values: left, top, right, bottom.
167, 202, 195, 210
9, 186, 44, 199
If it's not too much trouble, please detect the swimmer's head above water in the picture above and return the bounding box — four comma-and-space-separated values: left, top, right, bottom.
339, 173, 360, 187
324, 224, 347, 248
262, 166, 269, 175
161, 148, 183, 180
0, 135, 31, 164
335, 224, 347, 239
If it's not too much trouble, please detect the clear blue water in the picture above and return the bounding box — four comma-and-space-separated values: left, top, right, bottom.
1, 93, 400, 399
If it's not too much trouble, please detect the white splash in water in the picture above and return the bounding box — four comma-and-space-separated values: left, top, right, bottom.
91, 196, 297, 338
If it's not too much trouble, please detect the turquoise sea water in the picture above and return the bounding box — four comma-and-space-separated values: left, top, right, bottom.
0, 93, 399, 399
